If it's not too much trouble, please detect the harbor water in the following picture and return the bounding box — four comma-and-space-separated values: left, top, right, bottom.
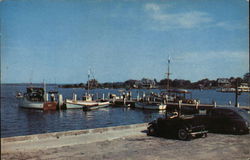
1, 84, 249, 138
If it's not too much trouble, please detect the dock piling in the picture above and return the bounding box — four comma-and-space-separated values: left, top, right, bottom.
195, 101, 199, 110
178, 100, 182, 116
237, 102, 240, 108
213, 101, 217, 108
137, 93, 140, 101
73, 93, 77, 101
58, 94, 63, 110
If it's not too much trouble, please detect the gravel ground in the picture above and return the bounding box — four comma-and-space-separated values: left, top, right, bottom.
1, 133, 250, 160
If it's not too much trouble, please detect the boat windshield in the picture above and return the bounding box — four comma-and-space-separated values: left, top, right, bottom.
26, 87, 44, 101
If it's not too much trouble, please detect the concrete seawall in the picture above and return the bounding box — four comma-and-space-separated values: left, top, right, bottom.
1, 123, 148, 153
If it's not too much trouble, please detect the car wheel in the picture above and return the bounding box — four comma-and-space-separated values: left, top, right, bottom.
178, 128, 189, 140
147, 125, 156, 136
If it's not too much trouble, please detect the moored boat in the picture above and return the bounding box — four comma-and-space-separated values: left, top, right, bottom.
217, 83, 250, 93
135, 102, 166, 110
17, 87, 58, 110
65, 94, 110, 110
65, 94, 98, 109
65, 69, 110, 110
82, 100, 110, 111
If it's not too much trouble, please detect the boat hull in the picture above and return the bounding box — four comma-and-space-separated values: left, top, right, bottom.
65, 99, 98, 109
65, 103, 84, 109
65, 99, 110, 110
83, 101, 110, 111
18, 98, 57, 110
19, 98, 44, 109
135, 102, 167, 110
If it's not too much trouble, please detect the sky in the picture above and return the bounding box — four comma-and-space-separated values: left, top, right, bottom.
1, 0, 249, 83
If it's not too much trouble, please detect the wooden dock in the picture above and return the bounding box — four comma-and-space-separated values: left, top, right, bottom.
112, 99, 250, 112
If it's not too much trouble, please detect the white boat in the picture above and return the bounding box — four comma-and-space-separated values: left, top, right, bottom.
135, 102, 167, 110
17, 87, 58, 110
82, 100, 110, 111
66, 94, 94, 109
65, 100, 87, 109
238, 83, 250, 92
217, 87, 250, 93
19, 97, 44, 109
217, 88, 236, 92
65, 94, 110, 109
65, 69, 110, 110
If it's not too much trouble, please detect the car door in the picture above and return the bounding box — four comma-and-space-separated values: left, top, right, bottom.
157, 118, 167, 134
221, 110, 242, 133
209, 109, 225, 132
218, 109, 232, 132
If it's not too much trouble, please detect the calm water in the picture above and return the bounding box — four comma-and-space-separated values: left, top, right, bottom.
1, 84, 249, 138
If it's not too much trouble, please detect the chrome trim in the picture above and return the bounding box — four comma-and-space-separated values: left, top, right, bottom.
190, 130, 208, 136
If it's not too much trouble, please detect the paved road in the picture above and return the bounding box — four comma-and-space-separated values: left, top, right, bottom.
1, 126, 250, 160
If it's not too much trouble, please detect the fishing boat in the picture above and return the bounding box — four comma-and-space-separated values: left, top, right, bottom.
66, 94, 110, 110
82, 99, 110, 111
65, 69, 110, 109
17, 86, 58, 110
65, 94, 110, 109
66, 94, 96, 109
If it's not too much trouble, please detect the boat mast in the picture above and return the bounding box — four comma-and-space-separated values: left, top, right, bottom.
167, 56, 171, 91
87, 69, 90, 95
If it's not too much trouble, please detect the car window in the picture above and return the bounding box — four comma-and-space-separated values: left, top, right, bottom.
238, 110, 250, 122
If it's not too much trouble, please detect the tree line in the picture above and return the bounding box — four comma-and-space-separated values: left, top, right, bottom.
59, 72, 250, 89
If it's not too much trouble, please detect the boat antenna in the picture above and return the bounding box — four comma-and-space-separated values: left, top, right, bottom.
167, 56, 171, 91
87, 69, 90, 94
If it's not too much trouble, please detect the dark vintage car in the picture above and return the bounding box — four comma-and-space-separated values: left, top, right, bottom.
197, 107, 250, 134
147, 113, 208, 140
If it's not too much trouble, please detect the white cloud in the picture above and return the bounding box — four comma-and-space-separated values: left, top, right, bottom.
144, 3, 161, 12
175, 51, 249, 62
215, 21, 246, 30
144, 3, 213, 30
143, 3, 244, 31
177, 11, 213, 28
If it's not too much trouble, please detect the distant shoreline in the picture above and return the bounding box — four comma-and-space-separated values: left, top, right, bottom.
1, 75, 248, 90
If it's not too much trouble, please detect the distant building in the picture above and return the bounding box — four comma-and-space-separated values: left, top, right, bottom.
217, 78, 230, 87
135, 78, 156, 89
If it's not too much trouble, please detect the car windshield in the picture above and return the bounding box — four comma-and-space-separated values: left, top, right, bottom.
238, 109, 250, 123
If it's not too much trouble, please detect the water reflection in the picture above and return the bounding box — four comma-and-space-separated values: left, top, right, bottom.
83, 110, 95, 120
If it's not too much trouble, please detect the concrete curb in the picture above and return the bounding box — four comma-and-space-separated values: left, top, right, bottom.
1, 123, 148, 153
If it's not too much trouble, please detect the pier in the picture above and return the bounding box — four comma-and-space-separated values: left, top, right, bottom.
112, 98, 250, 112
1, 123, 147, 153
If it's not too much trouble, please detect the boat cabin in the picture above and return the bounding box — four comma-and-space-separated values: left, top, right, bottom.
82, 94, 93, 102
26, 87, 44, 102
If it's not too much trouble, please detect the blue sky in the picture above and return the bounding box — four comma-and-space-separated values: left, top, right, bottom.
1, 0, 249, 83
